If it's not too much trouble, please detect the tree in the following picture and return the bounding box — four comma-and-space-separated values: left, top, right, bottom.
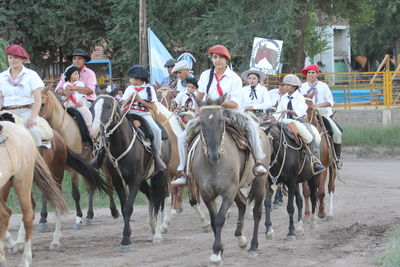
0, 38, 8, 71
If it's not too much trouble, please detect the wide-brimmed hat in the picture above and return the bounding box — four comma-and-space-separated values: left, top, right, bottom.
127, 65, 150, 79
171, 60, 190, 73
66, 49, 91, 62
283, 74, 302, 87
301, 64, 320, 76
164, 58, 177, 68
64, 65, 80, 82
5, 44, 30, 60
241, 69, 266, 82
208, 45, 231, 60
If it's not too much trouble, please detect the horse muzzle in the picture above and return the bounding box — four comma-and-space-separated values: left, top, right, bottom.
207, 151, 221, 162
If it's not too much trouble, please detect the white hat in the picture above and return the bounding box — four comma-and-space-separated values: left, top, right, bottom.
171, 60, 190, 73
241, 69, 266, 82
282, 74, 302, 87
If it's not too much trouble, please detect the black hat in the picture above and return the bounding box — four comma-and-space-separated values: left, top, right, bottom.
64, 65, 80, 82
66, 49, 91, 62
186, 77, 198, 88
127, 65, 150, 79
164, 59, 177, 67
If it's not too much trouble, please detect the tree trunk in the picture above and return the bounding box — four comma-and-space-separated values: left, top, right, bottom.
282, 2, 309, 74
139, 0, 148, 67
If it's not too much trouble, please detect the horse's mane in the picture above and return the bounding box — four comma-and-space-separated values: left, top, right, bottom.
154, 102, 183, 136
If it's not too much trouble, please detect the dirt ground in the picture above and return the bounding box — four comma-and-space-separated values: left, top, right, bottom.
5, 151, 400, 267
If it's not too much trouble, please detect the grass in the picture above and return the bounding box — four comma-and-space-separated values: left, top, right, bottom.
6, 171, 148, 214
376, 226, 400, 266
342, 124, 400, 147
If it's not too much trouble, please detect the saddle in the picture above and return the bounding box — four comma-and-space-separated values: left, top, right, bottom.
126, 114, 168, 141
66, 107, 92, 144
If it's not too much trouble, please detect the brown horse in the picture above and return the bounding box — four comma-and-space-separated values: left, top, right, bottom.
40, 88, 118, 228
151, 102, 211, 233
0, 121, 66, 267
189, 96, 271, 264
303, 107, 337, 220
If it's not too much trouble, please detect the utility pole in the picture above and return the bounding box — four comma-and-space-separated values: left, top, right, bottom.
139, 0, 147, 67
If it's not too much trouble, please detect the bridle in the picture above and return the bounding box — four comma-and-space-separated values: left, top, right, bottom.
199, 105, 226, 158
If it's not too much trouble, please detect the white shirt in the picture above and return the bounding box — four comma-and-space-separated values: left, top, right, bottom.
198, 67, 243, 110
300, 81, 334, 116
63, 81, 88, 105
174, 89, 197, 109
122, 83, 157, 112
268, 88, 283, 107
176, 73, 195, 92
242, 84, 272, 110
274, 90, 307, 120
0, 66, 44, 107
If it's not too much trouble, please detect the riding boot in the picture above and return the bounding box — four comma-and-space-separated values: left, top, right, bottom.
334, 143, 342, 169
171, 170, 187, 186
89, 147, 105, 169
154, 154, 167, 173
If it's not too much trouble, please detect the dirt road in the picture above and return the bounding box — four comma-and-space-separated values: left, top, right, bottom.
6, 156, 400, 266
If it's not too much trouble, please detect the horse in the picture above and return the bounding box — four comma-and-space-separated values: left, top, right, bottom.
188, 95, 271, 265
0, 121, 67, 267
90, 95, 169, 250
150, 102, 211, 233
40, 87, 118, 228
252, 44, 279, 68
303, 107, 337, 220
261, 121, 319, 240
0, 112, 109, 249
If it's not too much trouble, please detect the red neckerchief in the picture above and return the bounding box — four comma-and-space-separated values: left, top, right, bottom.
213, 73, 225, 97
134, 86, 145, 92
184, 93, 193, 107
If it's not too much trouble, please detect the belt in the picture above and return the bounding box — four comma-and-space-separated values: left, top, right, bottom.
2, 104, 33, 110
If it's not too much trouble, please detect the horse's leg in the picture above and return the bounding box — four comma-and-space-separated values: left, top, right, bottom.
294, 184, 304, 236
70, 170, 83, 229
103, 168, 119, 219
0, 182, 18, 255
302, 181, 311, 223
0, 199, 12, 266
192, 204, 211, 233
272, 186, 283, 209
50, 213, 62, 250
264, 185, 274, 240
176, 186, 183, 214
83, 190, 94, 225
203, 199, 219, 263
188, 177, 211, 231
327, 166, 337, 220
317, 170, 327, 218
38, 198, 49, 231
308, 176, 318, 230
286, 181, 296, 240
234, 191, 247, 249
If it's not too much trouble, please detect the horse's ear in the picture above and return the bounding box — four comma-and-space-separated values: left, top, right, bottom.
216, 93, 227, 105
194, 96, 203, 107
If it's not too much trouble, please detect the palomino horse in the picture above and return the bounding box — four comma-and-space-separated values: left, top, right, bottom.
0, 121, 67, 267
262, 122, 318, 240
40, 88, 118, 228
90, 95, 169, 249
303, 107, 337, 220
0, 112, 109, 249
188, 96, 270, 265
150, 102, 211, 233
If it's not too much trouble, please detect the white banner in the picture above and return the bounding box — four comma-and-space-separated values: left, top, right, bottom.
250, 37, 283, 75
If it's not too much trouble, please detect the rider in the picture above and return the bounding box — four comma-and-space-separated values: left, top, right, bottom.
300, 64, 342, 166
241, 68, 273, 112
160, 58, 178, 88
272, 74, 325, 174
172, 44, 268, 186
268, 79, 286, 109
0, 44, 44, 146
121, 65, 167, 173
171, 60, 195, 93
174, 77, 198, 112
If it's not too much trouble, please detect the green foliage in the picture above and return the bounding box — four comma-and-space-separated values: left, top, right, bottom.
342, 124, 400, 146
0, 38, 8, 71
376, 226, 400, 267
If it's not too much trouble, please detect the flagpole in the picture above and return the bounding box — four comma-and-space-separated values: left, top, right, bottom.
147, 27, 152, 82
139, 0, 148, 67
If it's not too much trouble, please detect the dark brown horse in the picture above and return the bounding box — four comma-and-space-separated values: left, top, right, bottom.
188, 96, 271, 265
90, 95, 169, 250
252, 44, 279, 68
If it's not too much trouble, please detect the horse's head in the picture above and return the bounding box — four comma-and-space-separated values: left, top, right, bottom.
196, 94, 226, 162
90, 95, 120, 139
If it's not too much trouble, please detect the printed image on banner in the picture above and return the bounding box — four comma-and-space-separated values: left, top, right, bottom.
250, 37, 283, 75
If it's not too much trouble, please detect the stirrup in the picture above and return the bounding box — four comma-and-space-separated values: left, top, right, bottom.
171, 176, 187, 186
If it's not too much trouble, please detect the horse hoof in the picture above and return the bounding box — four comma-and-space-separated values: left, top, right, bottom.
176, 207, 183, 214
209, 253, 222, 266
303, 218, 310, 224
287, 235, 296, 241
38, 223, 48, 232
153, 237, 163, 244
50, 243, 61, 250
202, 224, 212, 233
318, 213, 326, 219
161, 227, 168, 234
326, 215, 334, 221
73, 223, 81, 230
111, 210, 120, 219
120, 245, 131, 252
6, 246, 18, 255
295, 221, 305, 236
248, 250, 258, 259
272, 203, 280, 209
170, 209, 177, 215
236, 235, 247, 248
82, 218, 92, 225
266, 230, 274, 240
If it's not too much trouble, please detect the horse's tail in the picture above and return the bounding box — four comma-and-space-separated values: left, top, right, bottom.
149, 170, 168, 217
66, 148, 111, 194
34, 151, 68, 214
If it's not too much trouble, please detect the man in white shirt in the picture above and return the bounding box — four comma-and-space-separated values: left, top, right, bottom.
300, 64, 342, 165
171, 60, 194, 94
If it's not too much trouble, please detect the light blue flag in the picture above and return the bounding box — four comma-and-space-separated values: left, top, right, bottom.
147, 27, 173, 85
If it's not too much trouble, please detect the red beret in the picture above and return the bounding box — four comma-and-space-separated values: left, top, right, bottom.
5, 44, 30, 60
301, 64, 320, 76
208, 45, 231, 61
